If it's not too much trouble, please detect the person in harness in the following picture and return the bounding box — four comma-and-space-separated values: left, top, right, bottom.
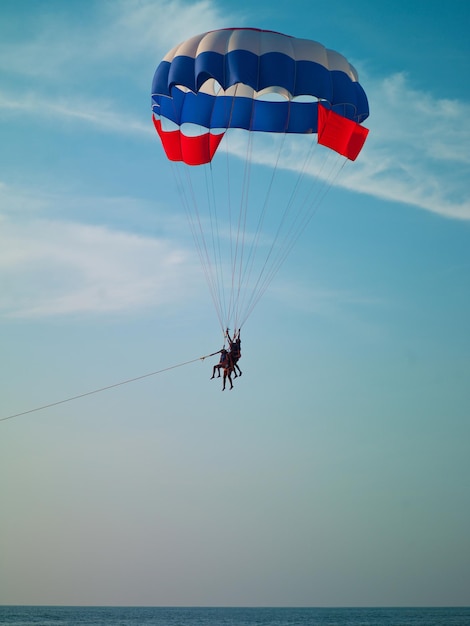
210, 347, 235, 390
210, 348, 229, 379
226, 328, 242, 378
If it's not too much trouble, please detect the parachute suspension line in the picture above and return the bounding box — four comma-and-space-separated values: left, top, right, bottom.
164, 97, 227, 331
224, 91, 241, 331
235, 132, 288, 326
219, 130, 235, 330
227, 129, 254, 330
218, 86, 247, 331
170, 161, 225, 332
234, 130, 255, 329
240, 141, 346, 327
239, 134, 321, 326
243, 151, 343, 324
204, 160, 227, 328
188, 162, 225, 332
261, 151, 345, 297
166, 128, 350, 334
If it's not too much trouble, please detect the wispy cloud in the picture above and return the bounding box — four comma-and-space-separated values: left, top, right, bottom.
342, 71, 470, 220
0, 0, 238, 84
101, 0, 239, 62
0, 211, 201, 319
0, 89, 150, 136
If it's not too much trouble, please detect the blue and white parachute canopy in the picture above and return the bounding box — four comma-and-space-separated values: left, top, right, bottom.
151, 28, 369, 164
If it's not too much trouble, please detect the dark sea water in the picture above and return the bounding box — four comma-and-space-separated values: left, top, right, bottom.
0, 607, 469, 626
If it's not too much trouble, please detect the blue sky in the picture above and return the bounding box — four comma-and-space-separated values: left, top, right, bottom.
1, 0, 469, 607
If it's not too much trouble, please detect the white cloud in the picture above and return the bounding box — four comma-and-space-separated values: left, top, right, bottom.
0, 214, 200, 318
102, 0, 237, 61
341, 71, 470, 220
0, 89, 150, 136
0, 0, 239, 84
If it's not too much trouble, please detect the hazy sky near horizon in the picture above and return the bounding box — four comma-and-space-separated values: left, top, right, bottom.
1, 0, 470, 607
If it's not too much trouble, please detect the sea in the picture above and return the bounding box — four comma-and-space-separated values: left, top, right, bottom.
0, 607, 469, 626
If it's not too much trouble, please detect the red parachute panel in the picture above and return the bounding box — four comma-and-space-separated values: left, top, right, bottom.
317, 105, 369, 161
153, 117, 224, 165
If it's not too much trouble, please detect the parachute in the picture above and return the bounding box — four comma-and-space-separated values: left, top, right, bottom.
151, 28, 369, 333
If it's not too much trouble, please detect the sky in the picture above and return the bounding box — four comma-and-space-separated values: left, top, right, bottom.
1, 0, 470, 608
